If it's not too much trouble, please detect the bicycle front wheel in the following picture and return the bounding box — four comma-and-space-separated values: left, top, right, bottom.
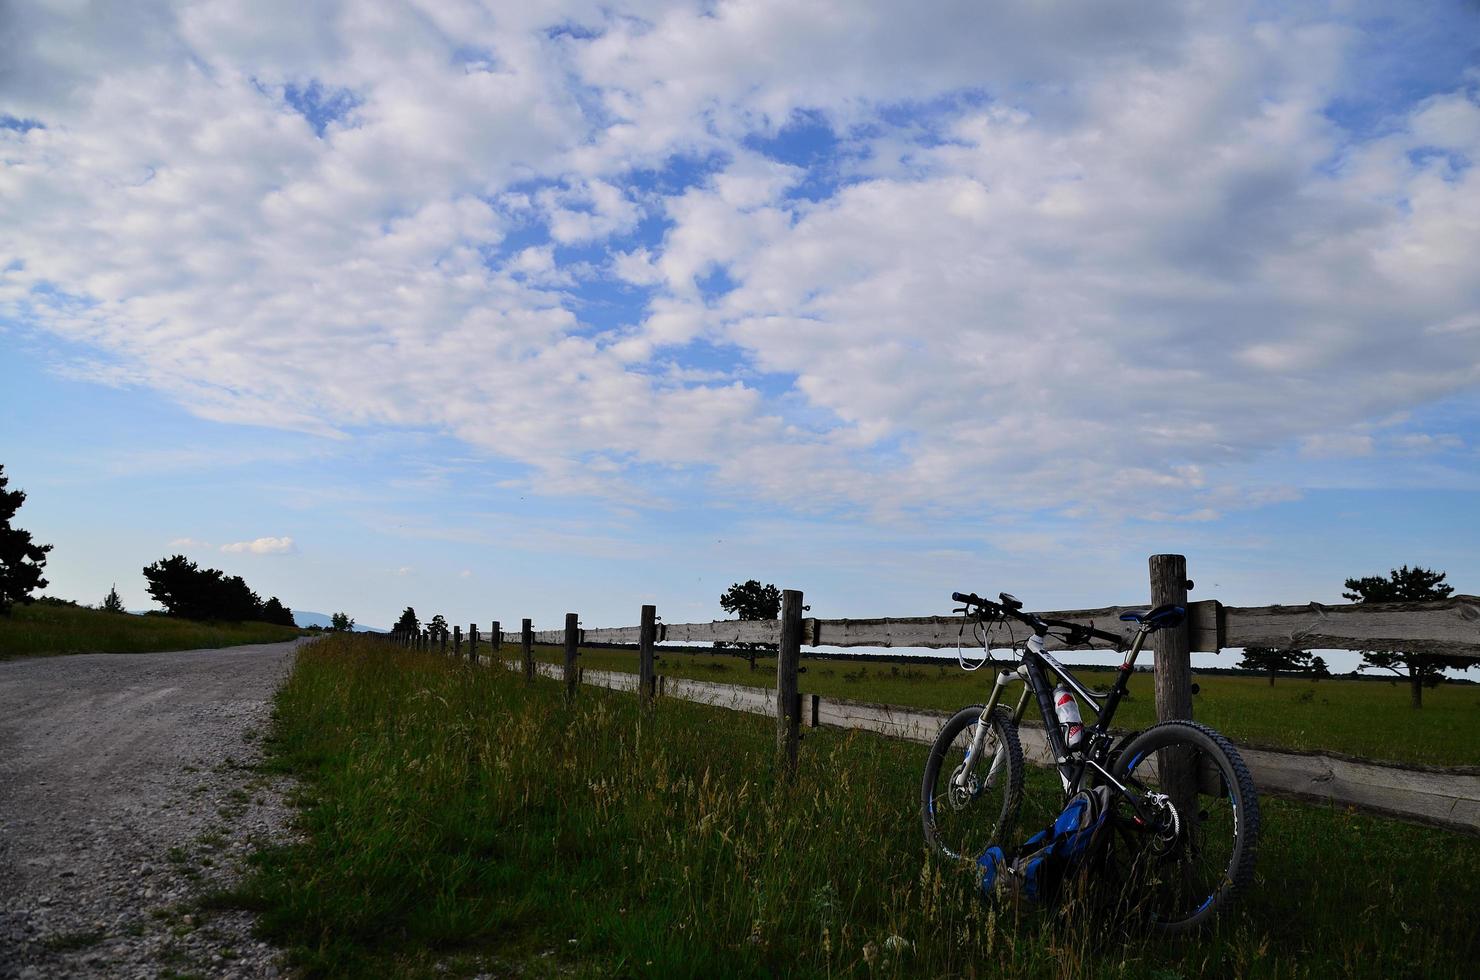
921, 705, 1024, 861
1104, 720, 1260, 933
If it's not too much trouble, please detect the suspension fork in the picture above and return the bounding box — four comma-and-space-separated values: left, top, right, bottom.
952, 665, 1028, 789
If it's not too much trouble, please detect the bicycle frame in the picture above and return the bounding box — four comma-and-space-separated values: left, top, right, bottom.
954, 622, 1154, 797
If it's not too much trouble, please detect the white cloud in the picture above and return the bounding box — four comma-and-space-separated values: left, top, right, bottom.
220, 536, 296, 555
168, 537, 211, 549
3, 1, 1478, 527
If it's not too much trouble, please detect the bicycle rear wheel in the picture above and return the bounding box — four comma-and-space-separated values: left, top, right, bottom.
1104, 720, 1259, 933
921, 706, 1023, 861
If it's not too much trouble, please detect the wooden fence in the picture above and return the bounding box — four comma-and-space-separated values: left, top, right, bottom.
383, 554, 1480, 834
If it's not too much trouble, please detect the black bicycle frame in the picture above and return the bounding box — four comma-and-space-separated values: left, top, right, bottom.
972, 620, 1153, 796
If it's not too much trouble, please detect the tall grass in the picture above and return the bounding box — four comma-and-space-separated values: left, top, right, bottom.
239, 636, 1479, 978
532, 645, 1480, 767
0, 601, 301, 660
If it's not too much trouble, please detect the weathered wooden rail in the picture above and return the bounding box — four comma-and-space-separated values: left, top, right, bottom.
520, 594, 1480, 659
385, 554, 1480, 833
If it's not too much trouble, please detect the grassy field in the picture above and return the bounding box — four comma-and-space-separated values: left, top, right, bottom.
0, 601, 302, 660
525, 645, 1480, 767
231, 635, 1479, 978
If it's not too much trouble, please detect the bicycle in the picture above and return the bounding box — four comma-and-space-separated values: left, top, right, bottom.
920, 590, 1260, 933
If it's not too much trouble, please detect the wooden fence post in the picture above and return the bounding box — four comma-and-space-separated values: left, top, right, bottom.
468, 623, 478, 663
564, 613, 580, 698
440, 628, 447, 656
492, 621, 501, 654
776, 589, 803, 773
1149, 554, 1196, 818
521, 618, 533, 681
453, 625, 462, 659
638, 604, 657, 704
1149, 554, 1194, 723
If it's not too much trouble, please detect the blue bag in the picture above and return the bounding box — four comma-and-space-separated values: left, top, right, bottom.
979, 786, 1111, 902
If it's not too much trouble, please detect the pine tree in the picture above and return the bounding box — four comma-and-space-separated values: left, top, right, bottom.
1238, 646, 1312, 685
101, 584, 126, 613
1343, 565, 1476, 708
0, 465, 52, 615
719, 580, 782, 670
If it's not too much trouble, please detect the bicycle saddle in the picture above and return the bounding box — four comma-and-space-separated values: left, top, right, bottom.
1118, 604, 1186, 630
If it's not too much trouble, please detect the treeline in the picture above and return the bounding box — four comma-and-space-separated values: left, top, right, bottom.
142, 554, 295, 626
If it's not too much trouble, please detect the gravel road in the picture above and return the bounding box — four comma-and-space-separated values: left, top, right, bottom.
0, 640, 307, 979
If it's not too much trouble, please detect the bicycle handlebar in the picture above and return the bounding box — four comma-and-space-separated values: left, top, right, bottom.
952, 591, 1124, 647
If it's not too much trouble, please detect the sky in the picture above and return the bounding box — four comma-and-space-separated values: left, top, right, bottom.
2, 1, 1479, 670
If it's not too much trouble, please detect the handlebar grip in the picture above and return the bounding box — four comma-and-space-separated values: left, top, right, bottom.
951, 591, 973, 604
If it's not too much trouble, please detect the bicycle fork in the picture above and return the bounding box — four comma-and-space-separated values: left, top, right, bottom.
952, 664, 1031, 792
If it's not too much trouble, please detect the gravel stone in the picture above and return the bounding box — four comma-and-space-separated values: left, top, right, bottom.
0, 640, 308, 979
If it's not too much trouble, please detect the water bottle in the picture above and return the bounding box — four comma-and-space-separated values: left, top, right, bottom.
1053, 683, 1084, 751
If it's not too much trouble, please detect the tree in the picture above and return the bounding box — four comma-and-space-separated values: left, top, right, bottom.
719, 580, 782, 670
395, 606, 419, 638
1310, 656, 1331, 680
141, 554, 284, 623
330, 611, 355, 632
101, 584, 126, 614
143, 555, 209, 619
1342, 565, 1477, 709
261, 596, 296, 627
1238, 646, 1312, 685
0, 465, 52, 615
428, 614, 449, 640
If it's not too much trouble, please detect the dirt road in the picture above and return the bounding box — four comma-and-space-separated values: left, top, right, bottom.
0, 640, 306, 979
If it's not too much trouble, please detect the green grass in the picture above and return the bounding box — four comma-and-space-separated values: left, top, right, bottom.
236, 636, 1479, 978
0, 601, 302, 660
526, 645, 1480, 767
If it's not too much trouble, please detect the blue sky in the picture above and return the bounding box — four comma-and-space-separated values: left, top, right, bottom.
2, 2, 1478, 674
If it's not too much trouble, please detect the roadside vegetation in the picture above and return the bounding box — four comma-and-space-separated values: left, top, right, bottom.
529, 645, 1480, 767
0, 601, 301, 660
235, 635, 1478, 978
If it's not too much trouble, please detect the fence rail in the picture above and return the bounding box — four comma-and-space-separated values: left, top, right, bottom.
529, 594, 1480, 658
381, 554, 1478, 834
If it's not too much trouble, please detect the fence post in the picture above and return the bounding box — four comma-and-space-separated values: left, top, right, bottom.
440, 628, 448, 656
454, 625, 462, 659
1149, 554, 1193, 723
564, 613, 580, 698
776, 589, 803, 773
468, 623, 478, 663
638, 604, 657, 704
492, 621, 501, 655
1149, 554, 1196, 818
522, 618, 534, 681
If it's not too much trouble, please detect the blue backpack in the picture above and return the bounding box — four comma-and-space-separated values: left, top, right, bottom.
978, 786, 1111, 902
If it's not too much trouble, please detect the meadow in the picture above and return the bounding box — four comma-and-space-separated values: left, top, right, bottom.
232, 635, 1479, 978
0, 601, 302, 660
528, 645, 1480, 768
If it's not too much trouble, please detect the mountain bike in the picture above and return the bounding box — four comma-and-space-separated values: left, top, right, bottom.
920, 590, 1260, 933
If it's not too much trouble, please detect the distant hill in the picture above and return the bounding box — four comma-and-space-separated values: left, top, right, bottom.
294, 610, 387, 633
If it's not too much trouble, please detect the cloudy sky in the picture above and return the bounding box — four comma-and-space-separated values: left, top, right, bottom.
3, 1, 1478, 647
